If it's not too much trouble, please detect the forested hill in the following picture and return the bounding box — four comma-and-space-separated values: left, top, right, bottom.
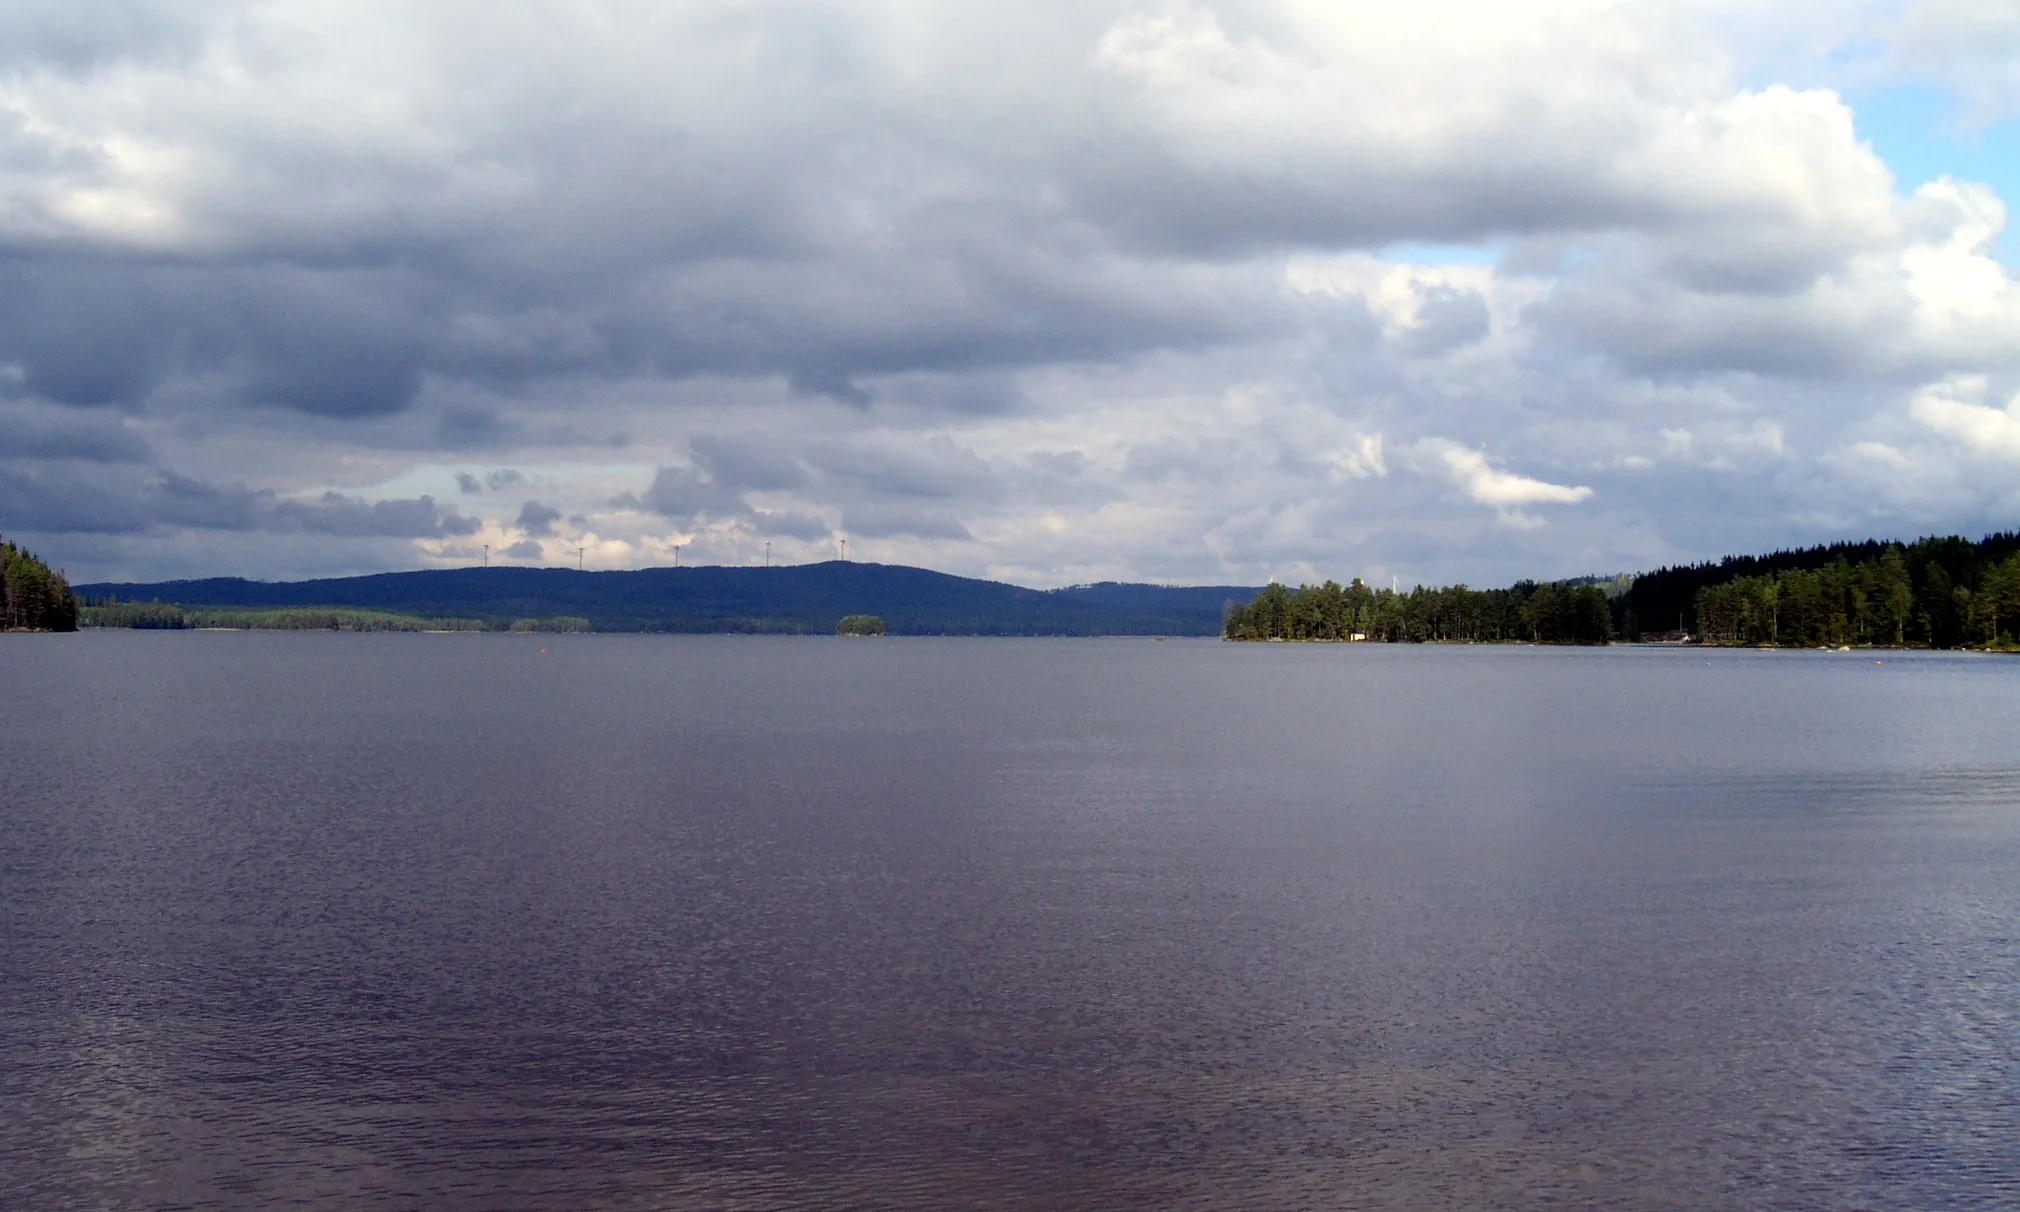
77, 562, 1261, 636
1, 537, 78, 631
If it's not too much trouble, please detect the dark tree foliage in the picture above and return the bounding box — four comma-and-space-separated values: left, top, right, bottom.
1, 536, 78, 632
1622, 531, 2020, 637
78, 601, 498, 631
1224, 578, 1612, 644
80, 600, 188, 629
1693, 544, 2020, 648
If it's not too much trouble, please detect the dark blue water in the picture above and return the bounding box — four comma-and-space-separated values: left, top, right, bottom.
4, 634, 2017, 1208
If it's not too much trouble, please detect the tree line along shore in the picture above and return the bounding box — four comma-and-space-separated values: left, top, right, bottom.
16, 530, 2020, 646
1224, 532, 2020, 649
1, 537, 76, 631
78, 601, 593, 633
1224, 578, 1615, 644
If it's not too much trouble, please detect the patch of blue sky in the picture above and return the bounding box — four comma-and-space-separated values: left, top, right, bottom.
1847, 81, 2020, 262
1379, 241, 1504, 267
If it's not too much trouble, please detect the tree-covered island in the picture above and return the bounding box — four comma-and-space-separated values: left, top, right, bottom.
1, 537, 78, 631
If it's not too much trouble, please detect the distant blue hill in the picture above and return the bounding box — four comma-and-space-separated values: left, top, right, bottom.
76, 562, 1263, 636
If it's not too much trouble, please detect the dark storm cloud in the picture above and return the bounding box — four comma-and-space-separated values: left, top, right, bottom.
0, 263, 435, 414
636, 430, 1011, 539
644, 466, 744, 519
279, 491, 479, 538
434, 408, 519, 449
690, 435, 807, 492
515, 500, 562, 537
0, 465, 154, 534
0, 462, 476, 538
0, 405, 150, 462
0, 247, 1276, 433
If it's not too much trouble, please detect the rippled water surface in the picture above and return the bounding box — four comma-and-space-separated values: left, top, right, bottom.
4, 634, 2018, 1209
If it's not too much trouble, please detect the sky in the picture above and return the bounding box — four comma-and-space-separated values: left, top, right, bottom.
3, 0, 2020, 589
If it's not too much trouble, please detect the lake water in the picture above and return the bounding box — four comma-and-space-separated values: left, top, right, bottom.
3, 634, 2017, 1209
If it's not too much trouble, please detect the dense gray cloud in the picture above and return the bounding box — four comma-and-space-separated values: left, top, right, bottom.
515, 500, 562, 537
842, 503, 973, 541
0, 462, 474, 540
645, 465, 744, 521
1, 1, 2016, 586
279, 492, 479, 538
0, 2, 229, 73
690, 435, 808, 493
0, 403, 150, 462
1401, 286, 1491, 356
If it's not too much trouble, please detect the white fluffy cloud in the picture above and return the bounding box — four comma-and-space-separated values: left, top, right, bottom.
1, 1, 2017, 586
1412, 439, 1593, 524
1912, 376, 2020, 459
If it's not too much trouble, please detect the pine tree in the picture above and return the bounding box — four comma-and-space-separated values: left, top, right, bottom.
0, 536, 79, 631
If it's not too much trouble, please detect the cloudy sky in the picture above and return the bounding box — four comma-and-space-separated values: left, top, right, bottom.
3, 0, 2019, 588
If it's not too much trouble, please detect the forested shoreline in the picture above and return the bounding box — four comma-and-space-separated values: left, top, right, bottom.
1224, 578, 1615, 644
1691, 541, 2020, 648
1226, 532, 2020, 650
1, 536, 78, 631
80, 601, 592, 633
43, 529, 2020, 648
1622, 532, 2020, 641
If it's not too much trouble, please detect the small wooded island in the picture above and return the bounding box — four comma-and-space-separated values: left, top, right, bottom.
1, 537, 78, 632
